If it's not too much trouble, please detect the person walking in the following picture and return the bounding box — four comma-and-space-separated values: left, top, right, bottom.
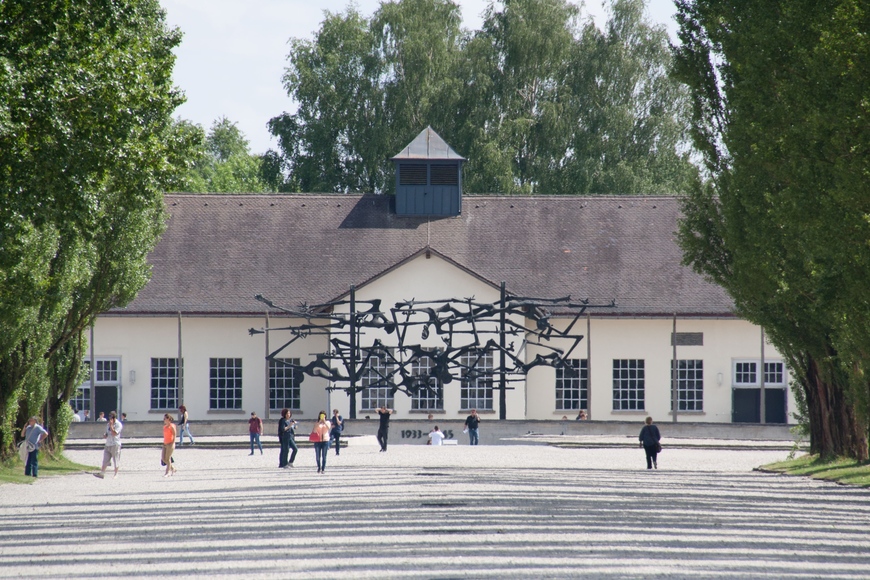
312, 411, 331, 474
428, 426, 445, 446
162, 414, 177, 477
177, 405, 194, 445
376, 406, 394, 452
330, 409, 343, 456
639, 416, 662, 469
20, 417, 48, 478
278, 409, 297, 468
248, 412, 264, 455
464, 409, 481, 445
95, 412, 123, 478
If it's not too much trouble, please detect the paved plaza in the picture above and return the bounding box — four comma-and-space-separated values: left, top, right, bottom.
2, 438, 869, 578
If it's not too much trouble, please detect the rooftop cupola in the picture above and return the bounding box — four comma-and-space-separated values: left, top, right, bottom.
391, 126, 465, 217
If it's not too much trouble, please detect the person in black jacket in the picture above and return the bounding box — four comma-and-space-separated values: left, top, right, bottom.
639, 416, 661, 469
278, 409, 297, 468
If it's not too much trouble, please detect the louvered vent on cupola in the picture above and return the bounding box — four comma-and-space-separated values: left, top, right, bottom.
390, 126, 465, 217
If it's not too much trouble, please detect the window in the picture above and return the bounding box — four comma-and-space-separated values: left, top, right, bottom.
612, 359, 645, 411
556, 359, 588, 411
210, 358, 242, 410
460, 350, 493, 411
410, 356, 443, 411
764, 361, 786, 385
671, 359, 703, 411
96, 359, 119, 382
150, 358, 180, 410
734, 361, 757, 385
360, 351, 394, 410
270, 358, 300, 410
733, 360, 786, 386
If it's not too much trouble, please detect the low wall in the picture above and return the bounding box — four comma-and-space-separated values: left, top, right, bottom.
68, 419, 794, 444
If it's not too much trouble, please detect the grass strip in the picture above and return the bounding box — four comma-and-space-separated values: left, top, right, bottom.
0, 454, 96, 485
762, 454, 870, 487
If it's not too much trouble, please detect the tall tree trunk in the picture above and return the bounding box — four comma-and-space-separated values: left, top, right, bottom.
43, 333, 87, 454
802, 353, 869, 461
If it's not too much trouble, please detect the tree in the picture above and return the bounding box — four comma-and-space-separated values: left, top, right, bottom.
271, 0, 697, 195
179, 117, 276, 193
673, 0, 870, 459
0, 0, 192, 458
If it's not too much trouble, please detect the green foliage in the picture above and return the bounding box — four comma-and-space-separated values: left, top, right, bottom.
178, 117, 276, 193
673, 0, 870, 458
0, 0, 192, 459
271, 0, 698, 194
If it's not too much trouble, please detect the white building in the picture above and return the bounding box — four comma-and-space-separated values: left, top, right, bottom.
77, 131, 794, 425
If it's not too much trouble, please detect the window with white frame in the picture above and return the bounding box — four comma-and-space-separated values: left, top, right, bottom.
150, 358, 180, 410
72, 359, 120, 415
612, 359, 645, 411
410, 356, 443, 411
460, 350, 493, 411
556, 359, 588, 411
210, 358, 242, 410
764, 361, 786, 385
671, 359, 703, 412
734, 361, 757, 385
269, 358, 300, 410
733, 360, 786, 386
360, 350, 394, 410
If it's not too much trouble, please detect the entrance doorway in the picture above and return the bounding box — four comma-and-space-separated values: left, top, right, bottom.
732, 388, 787, 423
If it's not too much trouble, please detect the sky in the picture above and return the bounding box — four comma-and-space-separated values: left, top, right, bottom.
159, 0, 679, 155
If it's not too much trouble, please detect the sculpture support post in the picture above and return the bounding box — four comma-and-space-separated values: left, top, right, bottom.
499, 281, 507, 420
349, 285, 358, 420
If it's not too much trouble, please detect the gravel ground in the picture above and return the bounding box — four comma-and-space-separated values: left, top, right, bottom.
2, 438, 868, 579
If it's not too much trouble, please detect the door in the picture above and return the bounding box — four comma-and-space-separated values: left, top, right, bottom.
95, 386, 118, 421
732, 388, 760, 423
733, 388, 787, 423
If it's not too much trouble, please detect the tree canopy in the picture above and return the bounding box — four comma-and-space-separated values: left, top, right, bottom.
0, 0, 193, 457
673, 0, 870, 458
177, 117, 277, 193
270, 0, 698, 195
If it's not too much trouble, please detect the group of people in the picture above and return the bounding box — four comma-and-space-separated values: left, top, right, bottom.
275, 408, 344, 473
19, 405, 662, 479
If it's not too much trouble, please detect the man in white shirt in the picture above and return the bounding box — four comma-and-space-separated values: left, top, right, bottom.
428, 426, 445, 446
95, 412, 123, 478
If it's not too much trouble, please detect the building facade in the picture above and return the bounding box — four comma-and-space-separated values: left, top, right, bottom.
80, 192, 794, 426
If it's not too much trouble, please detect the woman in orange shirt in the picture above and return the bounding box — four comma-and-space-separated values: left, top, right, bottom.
312, 411, 331, 474
162, 414, 177, 477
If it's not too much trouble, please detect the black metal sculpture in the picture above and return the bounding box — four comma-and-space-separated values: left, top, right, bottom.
250, 284, 614, 419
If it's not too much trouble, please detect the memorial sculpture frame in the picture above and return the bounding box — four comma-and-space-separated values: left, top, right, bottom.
250, 284, 614, 419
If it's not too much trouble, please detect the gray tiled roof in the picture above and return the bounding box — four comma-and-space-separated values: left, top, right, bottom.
113, 194, 734, 317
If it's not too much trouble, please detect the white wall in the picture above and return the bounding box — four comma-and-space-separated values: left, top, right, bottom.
94, 257, 796, 424
524, 316, 796, 423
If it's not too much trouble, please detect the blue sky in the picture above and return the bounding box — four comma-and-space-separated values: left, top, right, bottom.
159, 0, 678, 155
